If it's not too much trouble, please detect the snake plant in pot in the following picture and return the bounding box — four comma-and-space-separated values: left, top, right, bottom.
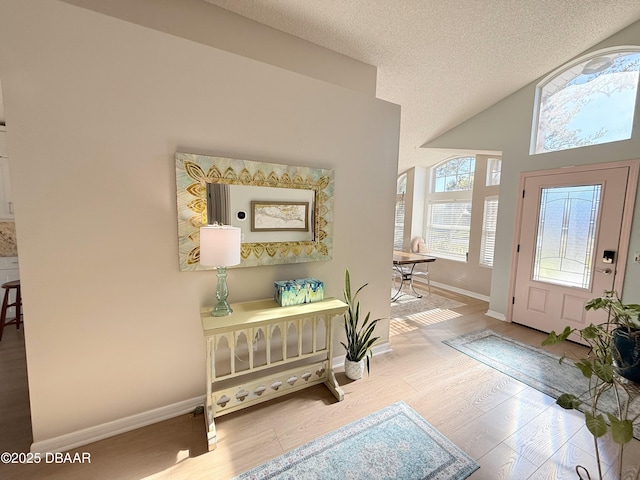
542, 291, 640, 480
341, 269, 380, 380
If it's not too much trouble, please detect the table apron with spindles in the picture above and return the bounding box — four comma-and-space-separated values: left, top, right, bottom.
200, 297, 348, 451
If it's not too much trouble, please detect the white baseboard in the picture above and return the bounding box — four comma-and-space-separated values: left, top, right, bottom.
332, 341, 392, 368
413, 278, 490, 302
413, 278, 507, 320
30, 395, 206, 454
485, 310, 507, 321
30, 343, 393, 454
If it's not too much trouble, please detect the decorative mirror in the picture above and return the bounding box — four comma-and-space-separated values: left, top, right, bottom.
176, 153, 334, 270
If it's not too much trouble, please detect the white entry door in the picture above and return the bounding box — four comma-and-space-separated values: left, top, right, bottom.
511, 163, 637, 335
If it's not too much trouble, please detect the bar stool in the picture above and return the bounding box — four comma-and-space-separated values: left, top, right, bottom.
0, 280, 21, 342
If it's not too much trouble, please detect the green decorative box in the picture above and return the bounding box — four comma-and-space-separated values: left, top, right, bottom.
274, 278, 324, 307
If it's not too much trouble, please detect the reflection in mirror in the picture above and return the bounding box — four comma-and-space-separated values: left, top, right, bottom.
176, 153, 334, 270
206, 183, 231, 225
207, 183, 316, 242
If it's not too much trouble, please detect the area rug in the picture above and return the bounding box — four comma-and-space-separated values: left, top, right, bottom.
231, 401, 479, 480
443, 329, 640, 440
391, 292, 465, 318
390, 293, 465, 335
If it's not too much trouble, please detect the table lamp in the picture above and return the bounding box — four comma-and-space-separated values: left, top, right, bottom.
199, 224, 241, 316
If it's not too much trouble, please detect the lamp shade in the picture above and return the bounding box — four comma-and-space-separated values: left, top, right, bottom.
199, 225, 241, 267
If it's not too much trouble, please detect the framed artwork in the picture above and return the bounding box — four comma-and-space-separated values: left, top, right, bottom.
251, 201, 309, 232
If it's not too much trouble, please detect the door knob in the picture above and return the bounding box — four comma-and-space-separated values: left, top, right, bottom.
596, 268, 612, 275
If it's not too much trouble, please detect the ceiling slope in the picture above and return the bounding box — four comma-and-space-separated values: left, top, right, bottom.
204, 0, 640, 171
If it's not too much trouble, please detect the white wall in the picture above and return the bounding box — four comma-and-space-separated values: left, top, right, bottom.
424, 20, 640, 315
0, 0, 400, 446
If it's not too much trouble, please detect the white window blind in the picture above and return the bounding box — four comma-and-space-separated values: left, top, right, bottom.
426, 202, 471, 260
394, 201, 405, 250
394, 175, 407, 250
480, 196, 499, 267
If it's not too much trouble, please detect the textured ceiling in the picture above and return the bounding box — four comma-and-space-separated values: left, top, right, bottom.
2, 2, 640, 167
203, 0, 640, 172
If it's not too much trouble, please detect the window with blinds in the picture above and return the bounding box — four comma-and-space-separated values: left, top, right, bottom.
394, 174, 407, 250
424, 155, 500, 265
480, 196, 499, 266
425, 157, 475, 260
426, 202, 472, 260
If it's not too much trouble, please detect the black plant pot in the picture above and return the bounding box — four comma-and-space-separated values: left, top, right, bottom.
612, 327, 640, 383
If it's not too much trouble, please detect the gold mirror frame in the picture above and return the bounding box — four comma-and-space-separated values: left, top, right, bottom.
176, 153, 334, 270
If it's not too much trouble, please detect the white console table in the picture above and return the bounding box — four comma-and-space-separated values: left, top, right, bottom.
200, 297, 348, 451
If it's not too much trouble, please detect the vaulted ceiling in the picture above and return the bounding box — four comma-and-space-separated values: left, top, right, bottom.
203, 0, 640, 172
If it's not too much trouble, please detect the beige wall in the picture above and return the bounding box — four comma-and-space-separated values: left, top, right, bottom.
60, 0, 377, 96
425, 20, 640, 316
0, 0, 400, 445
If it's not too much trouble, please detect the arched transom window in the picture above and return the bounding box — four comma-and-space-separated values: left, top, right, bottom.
532, 48, 640, 154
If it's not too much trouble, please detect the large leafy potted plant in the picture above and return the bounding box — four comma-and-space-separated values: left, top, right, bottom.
587, 293, 640, 383
543, 291, 640, 480
341, 269, 380, 380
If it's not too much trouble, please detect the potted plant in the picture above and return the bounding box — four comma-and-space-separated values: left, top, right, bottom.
341, 269, 380, 380
587, 293, 640, 383
543, 291, 640, 480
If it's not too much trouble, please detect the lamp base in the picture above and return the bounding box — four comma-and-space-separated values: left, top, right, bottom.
210, 266, 233, 317
212, 301, 233, 317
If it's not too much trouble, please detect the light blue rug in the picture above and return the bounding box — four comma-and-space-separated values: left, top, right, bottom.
443, 328, 640, 440
231, 401, 479, 480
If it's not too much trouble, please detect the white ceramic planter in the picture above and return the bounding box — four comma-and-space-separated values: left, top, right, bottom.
344, 358, 365, 380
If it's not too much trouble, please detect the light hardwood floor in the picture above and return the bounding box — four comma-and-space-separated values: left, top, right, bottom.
0, 323, 32, 455
1, 286, 638, 480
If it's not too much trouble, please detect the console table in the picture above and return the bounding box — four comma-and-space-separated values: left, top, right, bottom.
200, 297, 348, 451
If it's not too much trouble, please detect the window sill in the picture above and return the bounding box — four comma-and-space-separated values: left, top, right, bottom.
429, 253, 467, 263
